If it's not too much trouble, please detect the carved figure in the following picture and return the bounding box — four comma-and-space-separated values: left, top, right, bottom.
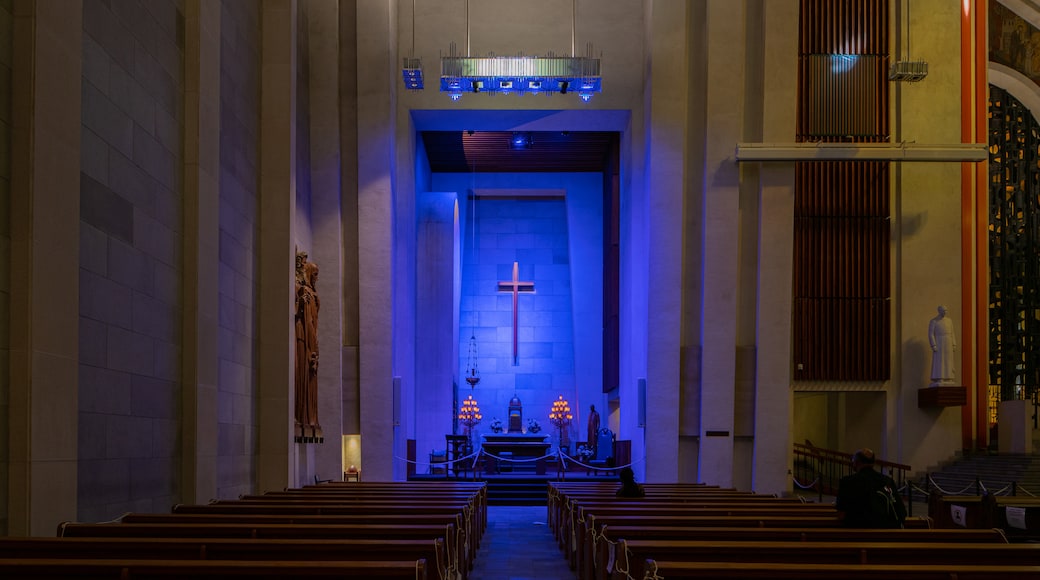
928, 305, 957, 386
295, 254, 321, 437
587, 404, 601, 454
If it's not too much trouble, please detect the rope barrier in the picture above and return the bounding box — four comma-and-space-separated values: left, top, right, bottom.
926, 474, 977, 496
1019, 486, 1037, 497
991, 483, 1013, 496
790, 474, 820, 490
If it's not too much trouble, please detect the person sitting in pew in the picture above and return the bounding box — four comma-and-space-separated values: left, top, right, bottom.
616, 466, 645, 498
836, 448, 906, 528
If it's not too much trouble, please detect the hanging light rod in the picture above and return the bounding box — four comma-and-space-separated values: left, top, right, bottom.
735, 142, 987, 162
437, 0, 601, 101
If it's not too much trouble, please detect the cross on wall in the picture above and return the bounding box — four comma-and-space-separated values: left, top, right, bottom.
497, 261, 535, 366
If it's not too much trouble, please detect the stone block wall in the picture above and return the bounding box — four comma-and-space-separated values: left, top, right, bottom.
78, 0, 185, 522
217, 0, 260, 500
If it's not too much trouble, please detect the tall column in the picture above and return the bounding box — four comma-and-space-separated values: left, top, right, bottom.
307, 0, 344, 482
356, 0, 396, 480
698, 0, 746, 487
8, 0, 82, 534
415, 193, 459, 465
258, 0, 298, 491
644, 0, 688, 483
181, 0, 221, 504
751, 0, 798, 497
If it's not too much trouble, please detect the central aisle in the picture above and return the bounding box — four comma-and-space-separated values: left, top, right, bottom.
469, 505, 577, 580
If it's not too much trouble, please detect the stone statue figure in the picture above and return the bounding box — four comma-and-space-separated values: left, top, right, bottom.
295, 253, 322, 440
587, 404, 601, 454
928, 305, 957, 386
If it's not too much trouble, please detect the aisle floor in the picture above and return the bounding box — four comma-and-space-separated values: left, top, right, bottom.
469, 505, 576, 580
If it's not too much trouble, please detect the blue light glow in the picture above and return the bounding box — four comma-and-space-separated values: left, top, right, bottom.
831, 54, 858, 74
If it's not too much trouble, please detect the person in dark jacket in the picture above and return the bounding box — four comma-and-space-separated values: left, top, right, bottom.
836, 448, 906, 528
616, 466, 645, 498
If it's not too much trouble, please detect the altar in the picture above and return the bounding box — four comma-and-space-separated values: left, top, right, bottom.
481, 433, 551, 474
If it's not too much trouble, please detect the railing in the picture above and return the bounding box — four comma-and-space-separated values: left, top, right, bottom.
793, 443, 911, 509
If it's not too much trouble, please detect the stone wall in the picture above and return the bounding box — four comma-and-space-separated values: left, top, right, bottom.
217, 0, 261, 500
78, 0, 185, 522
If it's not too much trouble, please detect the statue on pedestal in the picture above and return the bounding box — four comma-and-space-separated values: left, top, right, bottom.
928, 305, 957, 386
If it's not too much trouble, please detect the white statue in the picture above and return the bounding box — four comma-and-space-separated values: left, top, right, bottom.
928, 305, 957, 386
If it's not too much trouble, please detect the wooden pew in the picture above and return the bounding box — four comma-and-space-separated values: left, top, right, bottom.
0, 558, 427, 579
640, 559, 1040, 579
58, 522, 462, 579
593, 525, 1009, 579
0, 537, 446, 579
612, 540, 1040, 580
170, 501, 476, 568
575, 511, 841, 578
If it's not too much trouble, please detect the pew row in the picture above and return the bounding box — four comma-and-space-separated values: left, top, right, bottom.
0, 536, 445, 579
611, 539, 1039, 580
640, 559, 1040, 579
58, 522, 459, 580
0, 558, 427, 579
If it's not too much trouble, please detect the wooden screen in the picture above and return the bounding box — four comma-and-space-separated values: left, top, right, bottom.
793, 0, 891, 381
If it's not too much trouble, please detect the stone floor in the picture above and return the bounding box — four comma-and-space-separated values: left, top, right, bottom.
469, 505, 576, 580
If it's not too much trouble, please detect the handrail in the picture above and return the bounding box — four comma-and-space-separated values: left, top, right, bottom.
793, 443, 912, 513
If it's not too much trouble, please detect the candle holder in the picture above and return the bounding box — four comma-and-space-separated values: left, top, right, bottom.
548, 395, 573, 450
458, 394, 482, 450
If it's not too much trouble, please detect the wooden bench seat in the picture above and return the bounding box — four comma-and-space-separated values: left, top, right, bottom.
0, 557, 427, 579
58, 521, 463, 578
175, 500, 481, 544
591, 526, 1009, 580
611, 540, 1040, 580
574, 512, 841, 577
0, 537, 447, 579
641, 559, 1040, 579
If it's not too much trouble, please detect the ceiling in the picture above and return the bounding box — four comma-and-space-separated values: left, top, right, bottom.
421, 131, 617, 173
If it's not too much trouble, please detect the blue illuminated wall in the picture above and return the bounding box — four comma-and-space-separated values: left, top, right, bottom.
431, 172, 603, 444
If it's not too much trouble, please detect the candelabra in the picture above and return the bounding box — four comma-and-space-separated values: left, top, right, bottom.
458, 394, 482, 448
548, 395, 573, 450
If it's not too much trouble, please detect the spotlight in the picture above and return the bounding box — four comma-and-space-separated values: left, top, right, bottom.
510, 132, 533, 150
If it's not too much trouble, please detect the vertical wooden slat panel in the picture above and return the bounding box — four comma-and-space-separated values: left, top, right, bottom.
793, 0, 889, 381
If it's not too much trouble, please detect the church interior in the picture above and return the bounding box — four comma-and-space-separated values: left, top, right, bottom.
4, 1, 1040, 573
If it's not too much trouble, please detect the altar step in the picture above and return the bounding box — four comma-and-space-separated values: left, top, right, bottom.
408, 472, 619, 505
487, 480, 550, 506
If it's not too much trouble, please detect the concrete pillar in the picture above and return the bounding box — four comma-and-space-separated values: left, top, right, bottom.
257, 0, 298, 491
698, 0, 746, 488
415, 192, 459, 467
8, 0, 82, 535
751, 0, 798, 496
356, 0, 396, 480
306, 0, 345, 484
181, 0, 221, 504
644, 0, 687, 483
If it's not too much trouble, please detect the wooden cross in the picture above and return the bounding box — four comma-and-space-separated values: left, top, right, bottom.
497, 261, 535, 365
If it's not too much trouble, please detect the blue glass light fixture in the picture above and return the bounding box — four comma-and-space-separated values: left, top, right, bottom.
402, 57, 424, 90
440, 43, 601, 102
